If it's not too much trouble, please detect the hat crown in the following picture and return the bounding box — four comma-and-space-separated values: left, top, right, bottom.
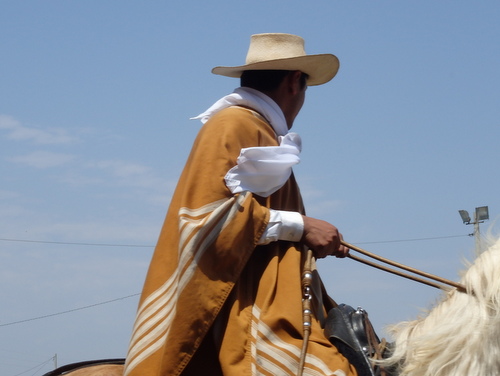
245, 33, 306, 64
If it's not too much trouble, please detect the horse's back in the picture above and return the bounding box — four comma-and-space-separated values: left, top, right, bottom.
42, 359, 124, 376
64, 364, 123, 376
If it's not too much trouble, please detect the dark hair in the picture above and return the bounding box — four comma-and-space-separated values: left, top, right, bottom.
240, 70, 308, 92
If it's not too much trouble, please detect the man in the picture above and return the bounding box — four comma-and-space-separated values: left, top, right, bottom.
124, 33, 356, 376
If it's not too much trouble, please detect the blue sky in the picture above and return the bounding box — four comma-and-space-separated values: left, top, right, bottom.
1, 1, 499, 375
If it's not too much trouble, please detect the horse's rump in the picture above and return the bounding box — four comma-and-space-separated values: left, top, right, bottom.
42, 359, 125, 376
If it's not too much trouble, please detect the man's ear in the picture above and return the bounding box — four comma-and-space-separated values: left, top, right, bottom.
288, 70, 303, 95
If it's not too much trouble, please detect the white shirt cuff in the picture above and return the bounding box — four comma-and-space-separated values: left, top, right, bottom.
257, 209, 304, 245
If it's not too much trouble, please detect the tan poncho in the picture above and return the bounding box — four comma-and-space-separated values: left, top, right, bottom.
124, 106, 356, 376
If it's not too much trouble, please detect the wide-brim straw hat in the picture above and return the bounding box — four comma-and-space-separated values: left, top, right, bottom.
212, 33, 339, 86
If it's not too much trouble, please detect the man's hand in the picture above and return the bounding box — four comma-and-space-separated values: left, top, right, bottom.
301, 215, 349, 259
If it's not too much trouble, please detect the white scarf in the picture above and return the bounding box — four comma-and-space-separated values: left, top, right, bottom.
191, 87, 301, 197
191, 87, 288, 136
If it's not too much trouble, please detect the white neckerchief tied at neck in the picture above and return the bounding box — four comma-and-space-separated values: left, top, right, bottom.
191, 87, 289, 136
191, 87, 301, 197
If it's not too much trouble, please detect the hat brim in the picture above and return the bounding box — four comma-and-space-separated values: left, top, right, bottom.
211, 54, 339, 86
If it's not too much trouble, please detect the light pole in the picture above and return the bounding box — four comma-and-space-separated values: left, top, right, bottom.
458, 206, 489, 255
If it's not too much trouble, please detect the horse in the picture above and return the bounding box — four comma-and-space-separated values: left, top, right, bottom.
378, 235, 500, 376
43, 237, 500, 376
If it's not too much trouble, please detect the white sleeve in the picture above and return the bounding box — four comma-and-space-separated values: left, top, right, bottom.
257, 209, 304, 245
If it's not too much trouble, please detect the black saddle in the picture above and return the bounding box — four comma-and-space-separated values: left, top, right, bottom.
324, 304, 396, 376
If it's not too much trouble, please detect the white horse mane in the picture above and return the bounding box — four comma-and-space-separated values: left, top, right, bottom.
381, 236, 500, 376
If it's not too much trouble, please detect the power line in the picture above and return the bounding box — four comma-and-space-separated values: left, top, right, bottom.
0, 293, 140, 328
354, 234, 468, 245
9, 356, 54, 376
0, 234, 469, 248
0, 238, 154, 248
0, 233, 470, 329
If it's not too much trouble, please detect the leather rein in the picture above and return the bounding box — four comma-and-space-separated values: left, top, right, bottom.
342, 240, 466, 293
